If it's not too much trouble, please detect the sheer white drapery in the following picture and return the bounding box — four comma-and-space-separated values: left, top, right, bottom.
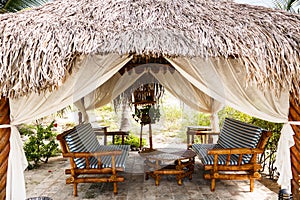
6, 54, 131, 200
76, 64, 223, 131
166, 57, 289, 122
5, 54, 295, 199
166, 56, 292, 192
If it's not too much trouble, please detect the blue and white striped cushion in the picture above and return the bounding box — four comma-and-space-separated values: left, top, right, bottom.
89, 145, 130, 169
65, 127, 88, 169
217, 118, 262, 149
217, 118, 262, 163
75, 123, 102, 152
192, 143, 241, 165
192, 144, 217, 159
192, 118, 263, 165
65, 123, 130, 169
203, 154, 243, 165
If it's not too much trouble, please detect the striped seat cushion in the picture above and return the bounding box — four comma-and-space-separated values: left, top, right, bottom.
89, 145, 130, 169
65, 123, 129, 169
192, 144, 242, 165
192, 118, 263, 165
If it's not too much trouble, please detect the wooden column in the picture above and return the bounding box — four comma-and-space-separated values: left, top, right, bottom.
0, 97, 10, 199
289, 95, 300, 199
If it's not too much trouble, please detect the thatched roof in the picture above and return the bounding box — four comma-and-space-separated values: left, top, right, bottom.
0, 0, 300, 98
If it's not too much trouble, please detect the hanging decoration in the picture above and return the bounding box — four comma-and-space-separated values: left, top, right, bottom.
131, 83, 163, 125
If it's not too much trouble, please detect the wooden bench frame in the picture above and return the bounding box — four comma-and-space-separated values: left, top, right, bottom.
192, 118, 272, 192
56, 125, 129, 196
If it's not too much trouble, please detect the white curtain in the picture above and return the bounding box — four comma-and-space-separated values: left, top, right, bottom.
76, 63, 223, 129
76, 72, 122, 112
89, 63, 223, 113
5, 54, 295, 199
166, 56, 293, 193
6, 53, 132, 200
74, 98, 89, 123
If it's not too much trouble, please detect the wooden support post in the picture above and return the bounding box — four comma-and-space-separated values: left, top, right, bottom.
289, 95, 300, 199
139, 123, 154, 151
140, 124, 143, 150
149, 123, 153, 150
0, 97, 10, 200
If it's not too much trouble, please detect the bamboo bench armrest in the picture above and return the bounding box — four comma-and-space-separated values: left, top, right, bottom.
207, 148, 263, 155
63, 150, 122, 158
194, 131, 220, 135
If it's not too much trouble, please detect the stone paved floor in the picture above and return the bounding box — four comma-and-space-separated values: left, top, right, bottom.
25, 150, 278, 200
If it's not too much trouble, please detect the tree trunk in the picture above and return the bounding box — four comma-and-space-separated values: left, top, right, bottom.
289, 95, 300, 199
0, 97, 10, 199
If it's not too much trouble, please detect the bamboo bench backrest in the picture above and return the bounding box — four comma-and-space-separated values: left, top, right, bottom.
217, 118, 266, 163
57, 123, 129, 169
218, 118, 263, 149
192, 118, 271, 165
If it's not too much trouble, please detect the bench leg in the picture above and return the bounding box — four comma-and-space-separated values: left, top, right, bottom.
250, 178, 254, 192
113, 182, 118, 194
211, 179, 216, 192
73, 183, 78, 196
155, 174, 161, 186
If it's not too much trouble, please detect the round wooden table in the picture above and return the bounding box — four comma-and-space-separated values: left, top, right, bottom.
144, 149, 196, 186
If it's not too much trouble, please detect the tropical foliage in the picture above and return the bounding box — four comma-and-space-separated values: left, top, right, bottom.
274, 0, 300, 13
217, 106, 282, 179
113, 133, 147, 150
19, 121, 60, 169
0, 0, 49, 13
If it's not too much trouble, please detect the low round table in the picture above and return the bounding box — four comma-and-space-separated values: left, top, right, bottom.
144, 149, 196, 186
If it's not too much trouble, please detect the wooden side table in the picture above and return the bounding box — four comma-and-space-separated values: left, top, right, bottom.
105, 131, 129, 145
186, 126, 219, 148
94, 126, 129, 145
144, 149, 196, 186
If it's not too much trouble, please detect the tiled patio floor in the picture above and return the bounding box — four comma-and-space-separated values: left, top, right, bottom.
25, 150, 278, 200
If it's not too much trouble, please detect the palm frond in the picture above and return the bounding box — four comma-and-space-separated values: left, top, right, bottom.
273, 0, 300, 13
1, 0, 49, 13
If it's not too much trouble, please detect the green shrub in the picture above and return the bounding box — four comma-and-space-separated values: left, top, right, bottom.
19, 121, 60, 169
218, 106, 252, 125
250, 118, 282, 179
196, 113, 211, 126
113, 133, 147, 150
161, 105, 183, 131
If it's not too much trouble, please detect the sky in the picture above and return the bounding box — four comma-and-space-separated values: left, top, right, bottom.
234, 0, 274, 8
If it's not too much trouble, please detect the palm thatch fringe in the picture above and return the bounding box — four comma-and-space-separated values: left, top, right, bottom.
0, 0, 300, 98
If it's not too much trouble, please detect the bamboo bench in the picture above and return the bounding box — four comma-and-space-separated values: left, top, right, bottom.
56, 123, 130, 196
192, 118, 271, 192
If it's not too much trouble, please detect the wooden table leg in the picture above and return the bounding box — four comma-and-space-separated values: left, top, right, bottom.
104, 127, 107, 145
187, 131, 190, 149
122, 135, 125, 145
191, 133, 195, 144
112, 135, 115, 144
149, 123, 153, 150
155, 174, 160, 186
140, 124, 143, 149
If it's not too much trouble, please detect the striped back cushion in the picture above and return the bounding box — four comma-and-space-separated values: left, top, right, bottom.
217, 118, 263, 163
65, 126, 87, 168
65, 123, 101, 168
65, 123, 129, 169
75, 123, 102, 152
